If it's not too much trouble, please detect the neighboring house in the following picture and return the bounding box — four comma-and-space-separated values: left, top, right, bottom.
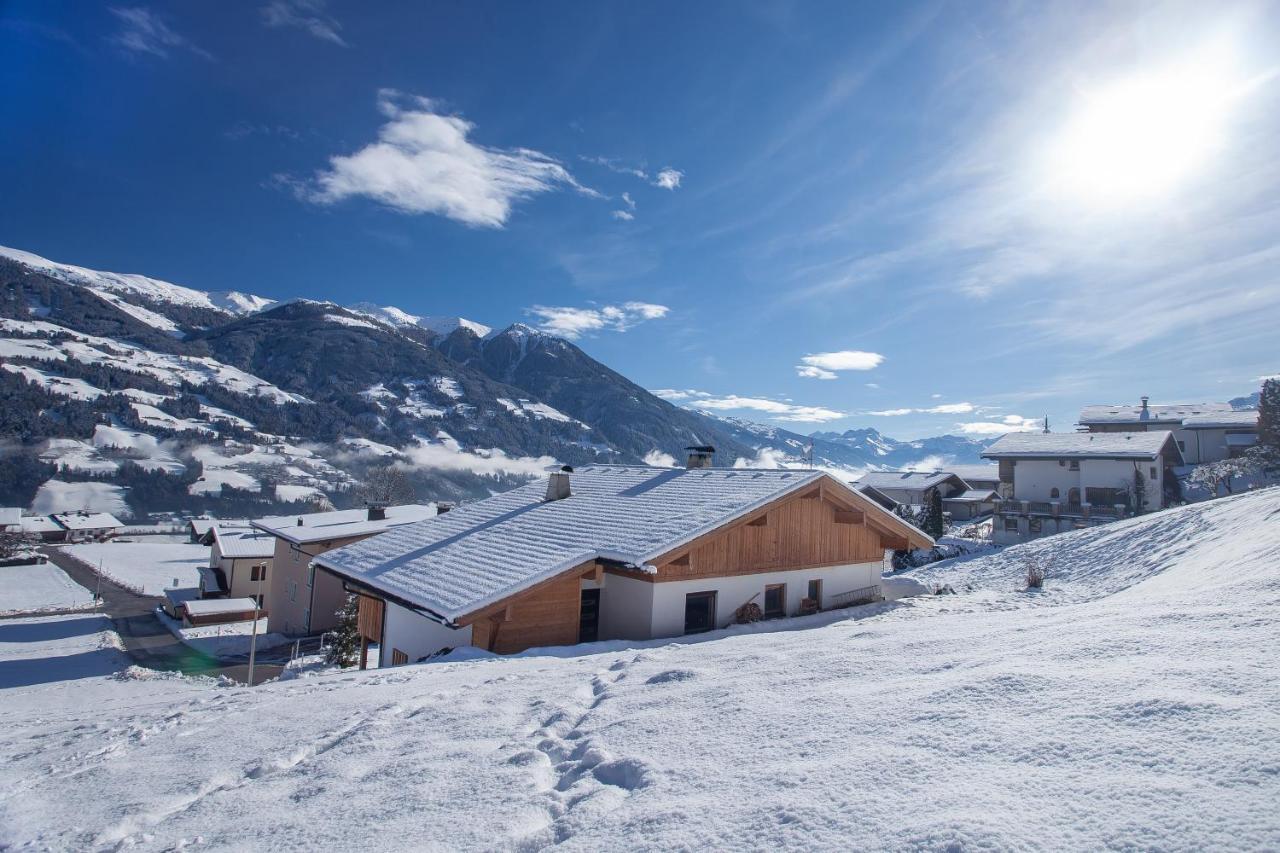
945, 465, 1001, 492
0, 508, 21, 533
20, 515, 66, 542
1180, 411, 1260, 463
315, 462, 932, 668
199, 526, 276, 609
983, 431, 1184, 545
1077, 397, 1245, 464
187, 517, 252, 543
255, 503, 436, 637
941, 489, 1000, 521
49, 511, 122, 542
853, 471, 969, 508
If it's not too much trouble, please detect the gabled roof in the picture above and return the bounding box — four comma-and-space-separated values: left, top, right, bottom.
51, 511, 123, 530
944, 489, 999, 503
0, 508, 21, 527
1078, 402, 1231, 425
944, 465, 1000, 484
1181, 411, 1258, 429
315, 466, 930, 624
207, 526, 276, 559
188, 518, 252, 537
252, 504, 435, 545
983, 431, 1183, 463
854, 471, 967, 492
20, 515, 62, 534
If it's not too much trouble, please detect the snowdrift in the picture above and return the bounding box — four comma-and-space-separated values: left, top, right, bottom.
2, 488, 1279, 850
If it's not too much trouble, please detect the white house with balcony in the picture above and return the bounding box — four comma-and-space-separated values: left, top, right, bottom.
983, 431, 1184, 545
1077, 397, 1255, 464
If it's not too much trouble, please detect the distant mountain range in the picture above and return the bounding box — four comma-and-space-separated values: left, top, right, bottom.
0, 244, 998, 520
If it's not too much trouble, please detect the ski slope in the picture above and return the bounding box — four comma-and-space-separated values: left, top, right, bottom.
2, 488, 1279, 850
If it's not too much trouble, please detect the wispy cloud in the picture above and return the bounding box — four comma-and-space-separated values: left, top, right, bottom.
295, 90, 599, 227
867, 402, 975, 416
580, 155, 649, 180
261, 0, 347, 46
795, 349, 884, 379
654, 388, 846, 423
953, 415, 1041, 435
654, 168, 684, 190
526, 302, 669, 339
109, 7, 211, 60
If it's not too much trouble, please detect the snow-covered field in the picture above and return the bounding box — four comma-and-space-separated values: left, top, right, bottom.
0, 564, 96, 615
62, 542, 210, 595
2, 488, 1279, 849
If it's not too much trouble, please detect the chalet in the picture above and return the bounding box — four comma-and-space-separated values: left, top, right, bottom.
1078, 397, 1253, 464
254, 503, 435, 637
983, 431, 1184, 544
945, 465, 1000, 492
853, 471, 969, 508
315, 462, 932, 668
199, 526, 276, 608
19, 515, 66, 542
49, 511, 122, 542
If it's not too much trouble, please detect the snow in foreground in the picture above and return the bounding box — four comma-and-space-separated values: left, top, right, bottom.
3, 489, 1280, 850
0, 563, 95, 615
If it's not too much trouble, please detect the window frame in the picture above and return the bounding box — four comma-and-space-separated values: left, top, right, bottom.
763, 583, 787, 619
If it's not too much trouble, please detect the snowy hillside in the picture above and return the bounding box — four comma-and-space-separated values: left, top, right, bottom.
3, 487, 1278, 849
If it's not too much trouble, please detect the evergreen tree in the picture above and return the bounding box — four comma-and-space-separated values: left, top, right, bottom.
325, 595, 362, 668
1131, 467, 1147, 514
1258, 378, 1280, 454
924, 488, 945, 539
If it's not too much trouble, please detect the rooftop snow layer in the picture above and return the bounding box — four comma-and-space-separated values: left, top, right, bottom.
983, 430, 1179, 460
209, 527, 276, 559
253, 504, 436, 545
1181, 410, 1259, 428
183, 597, 259, 617
1078, 401, 1232, 424
49, 511, 124, 531
316, 466, 927, 622
943, 464, 1000, 483
855, 471, 964, 491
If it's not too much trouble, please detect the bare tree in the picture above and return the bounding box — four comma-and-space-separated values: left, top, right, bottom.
353, 465, 417, 506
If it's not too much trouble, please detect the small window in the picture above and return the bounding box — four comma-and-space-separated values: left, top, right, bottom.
1177, 440, 1186, 451
683, 591, 717, 634
391, 648, 409, 666
1004, 517, 1019, 532
1058, 459, 1066, 467
1069, 460, 1080, 471
1150, 466, 1158, 480
1068, 487, 1080, 504
288, 580, 297, 602
1029, 517, 1042, 533
1050, 488, 1060, 499
253, 594, 264, 608
807, 579, 822, 603
250, 565, 266, 582
764, 584, 786, 619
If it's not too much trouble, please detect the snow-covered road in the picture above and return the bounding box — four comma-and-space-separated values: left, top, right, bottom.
2, 488, 1279, 850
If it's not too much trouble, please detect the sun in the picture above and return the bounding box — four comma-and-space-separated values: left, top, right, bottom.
1044, 53, 1241, 205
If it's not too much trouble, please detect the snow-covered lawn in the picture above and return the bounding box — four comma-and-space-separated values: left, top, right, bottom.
0, 564, 97, 616
62, 542, 210, 595
2, 488, 1279, 849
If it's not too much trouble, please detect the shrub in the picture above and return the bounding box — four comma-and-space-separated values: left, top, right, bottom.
1025, 560, 1045, 590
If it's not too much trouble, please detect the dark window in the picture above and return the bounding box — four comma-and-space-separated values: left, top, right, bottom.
578, 588, 601, 644
1086, 487, 1124, 506
1150, 466, 1158, 480
807, 579, 822, 603
1029, 517, 1042, 533
1050, 488, 1060, 499
764, 584, 786, 619
250, 565, 267, 582
684, 591, 717, 634
1069, 460, 1080, 471
1068, 488, 1081, 505
1004, 517, 1019, 532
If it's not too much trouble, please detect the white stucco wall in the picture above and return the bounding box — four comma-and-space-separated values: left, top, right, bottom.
647, 562, 883, 639
1010, 457, 1163, 510
597, 572, 656, 641
381, 601, 472, 666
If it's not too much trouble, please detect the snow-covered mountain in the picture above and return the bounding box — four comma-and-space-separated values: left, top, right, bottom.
349, 302, 493, 338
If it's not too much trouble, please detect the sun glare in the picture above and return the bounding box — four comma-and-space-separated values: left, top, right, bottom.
1045, 51, 1242, 205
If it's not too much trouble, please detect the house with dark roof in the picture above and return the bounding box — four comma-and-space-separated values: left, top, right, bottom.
315, 463, 932, 667
1078, 396, 1254, 464
983, 430, 1184, 544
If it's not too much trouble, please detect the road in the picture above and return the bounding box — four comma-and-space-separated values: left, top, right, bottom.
42, 547, 289, 685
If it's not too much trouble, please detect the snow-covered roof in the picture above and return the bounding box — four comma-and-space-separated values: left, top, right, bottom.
184, 597, 259, 617
854, 471, 965, 491
1078, 402, 1231, 424
198, 566, 225, 593
943, 465, 1000, 484
316, 466, 929, 623
50, 511, 123, 531
20, 515, 63, 534
1181, 411, 1258, 429
253, 504, 436, 545
983, 431, 1181, 461
187, 518, 252, 537
944, 489, 999, 503
0, 508, 20, 527
162, 587, 201, 605
209, 527, 276, 560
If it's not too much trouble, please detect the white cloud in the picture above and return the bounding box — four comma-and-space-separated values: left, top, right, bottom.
621, 192, 637, 210
526, 302, 669, 339
868, 408, 914, 417
954, 415, 1041, 435
110, 7, 211, 60
261, 0, 346, 46
580, 156, 649, 180
865, 382, 880, 389
301, 90, 599, 227
655, 387, 844, 423
868, 402, 979, 416
796, 350, 884, 378
643, 449, 678, 468
796, 365, 838, 380
654, 168, 684, 190
398, 441, 556, 477
611, 209, 635, 221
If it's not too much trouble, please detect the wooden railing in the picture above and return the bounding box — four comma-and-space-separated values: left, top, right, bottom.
830, 585, 883, 608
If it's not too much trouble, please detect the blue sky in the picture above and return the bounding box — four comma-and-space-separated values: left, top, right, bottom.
2, 1, 1278, 440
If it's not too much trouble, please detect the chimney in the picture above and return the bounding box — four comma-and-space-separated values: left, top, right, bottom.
435, 502, 452, 515
545, 465, 573, 502
685, 445, 716, 469
1139, 396, 1150, 421
296, 517, 304, 527
366, 502, 387, 522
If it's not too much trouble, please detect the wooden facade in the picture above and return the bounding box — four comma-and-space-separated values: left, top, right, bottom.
464, 569, 585, 655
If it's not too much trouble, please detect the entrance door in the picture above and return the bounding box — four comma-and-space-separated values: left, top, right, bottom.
764, 584, 786, 619
579, 588, 601, 643
684, 591, 717, 634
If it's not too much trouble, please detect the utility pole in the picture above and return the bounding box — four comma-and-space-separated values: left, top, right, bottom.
247, 566, 263, 685
95, 558, 103, 604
